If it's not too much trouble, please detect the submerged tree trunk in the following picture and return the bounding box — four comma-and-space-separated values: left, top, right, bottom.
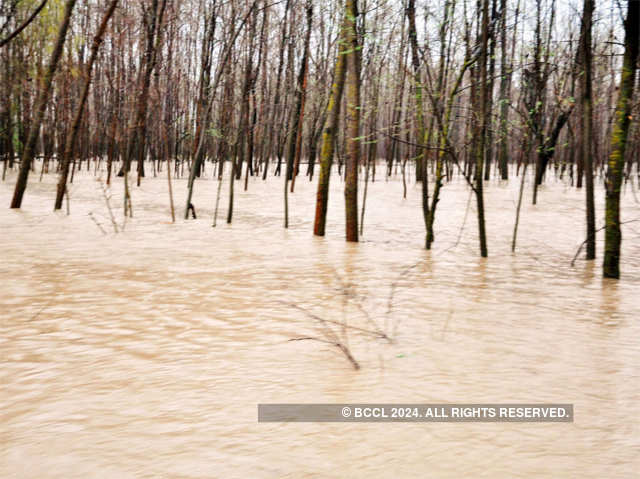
262, 0, 290, 181
313, 9, 348, 237
185, 1, 256, 219
55, 0, 119, 210
284, 1, 312, 227
289, 2, 312, 193
122, 0, 167, 215
530, 0, 555, 205
580, 0, 595, 260
11, 0, 77, 208
190, 1, 218, 184
344, 0, 360, 242
603, 0, 639, 278
475, 0, 489, 257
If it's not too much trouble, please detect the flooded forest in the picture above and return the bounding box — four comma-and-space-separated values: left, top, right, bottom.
1, 0, 639, 477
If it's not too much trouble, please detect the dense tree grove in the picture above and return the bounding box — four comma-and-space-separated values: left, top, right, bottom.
1, 0, 638, 277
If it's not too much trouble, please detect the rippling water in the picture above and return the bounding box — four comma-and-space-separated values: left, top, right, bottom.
1, 163, 639, 478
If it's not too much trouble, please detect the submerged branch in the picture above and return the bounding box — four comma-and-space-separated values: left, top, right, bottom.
571, 219, 640, 267
288, 336, 360, 370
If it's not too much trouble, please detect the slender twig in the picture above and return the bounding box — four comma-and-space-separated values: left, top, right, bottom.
88, 212, 108, 235
330, 269, 392, 342
439, 187, 473, 254
97, 177, 119, 233
281, 301, 361, 370
570, 219, 640, 267
281, 301, 387, 340
0, 0, 48, 48
288, 336, 360, 370
386, 259, 425, 340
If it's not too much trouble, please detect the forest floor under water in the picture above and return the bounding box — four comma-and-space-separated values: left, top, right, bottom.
1, 162, 639, 477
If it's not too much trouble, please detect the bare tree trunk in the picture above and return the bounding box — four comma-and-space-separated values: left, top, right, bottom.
54, 0, 119, 210
531, 0, 555, 204
185, 1, 256, 219
313, 8, 347, 237
497, 0, 519, 180
580, 0, 595, 260
0, 0, 48, 48
10, 0, 77, 208
603, 0, 639, 278
122, 0, 167, 216
344, 0, 360, 242
475, 0, 489, 257
237, 6, 258, 182
284, 1, 312, 225
191, 1, 218, 183
406, 0, 425, 184
289, 3, 312, 193
483, 0, 497, 181
261, 0, 289, 180
385, 20, 407, 178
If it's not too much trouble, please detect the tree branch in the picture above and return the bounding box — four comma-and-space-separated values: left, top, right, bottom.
0, 0, 48, 48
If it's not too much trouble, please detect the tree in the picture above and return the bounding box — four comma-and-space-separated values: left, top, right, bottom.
406, 0, 429, 245
10, 0, 77, 209
406, 0, 425, 184
603, 0, 639, 279
289, 1, 312, 193
54, 0, 119, 210
313, 6, 348, 237
284, 0, 312, 228
344, 0, 360, 242
497, 0, 518, 180
0, 0, 48, 49
579, 0, 595, 260
121, 0, 167, 216
475, 0, 490, 257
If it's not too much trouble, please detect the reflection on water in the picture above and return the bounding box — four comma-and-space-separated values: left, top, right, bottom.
1, 164, 639, 478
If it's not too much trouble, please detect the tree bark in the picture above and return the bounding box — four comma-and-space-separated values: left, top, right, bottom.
475, 0, 490, 257
11, 0, 77, 208
580, 0, 595, 260
344, 0, 360, 242
0, 0, 48, 49
55, 0, 119, 210
603, 0, 639, 278
406, 0, 425, 183
286, 1, 312, 199
313, 8, 348, 237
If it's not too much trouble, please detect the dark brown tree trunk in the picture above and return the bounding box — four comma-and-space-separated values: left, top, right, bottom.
286, 1, 312, 199
344, 0, 360, 242
580, 0, 595, 260
313, 6, 348, 237
54, 0, 119, 210
191, 0, 218, 181
603, 0, 639, 278
475, 0, 489, 257
261, 0, 289, 180
11, 0, 77, 208
483, 0, 497, 181
0, 0, 48, 48
121, 0, 167, 216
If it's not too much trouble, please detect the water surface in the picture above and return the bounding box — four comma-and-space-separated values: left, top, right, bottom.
1, 165, 639, 477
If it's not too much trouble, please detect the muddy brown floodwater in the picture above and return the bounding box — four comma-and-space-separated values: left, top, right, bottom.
1, 163, 639, 478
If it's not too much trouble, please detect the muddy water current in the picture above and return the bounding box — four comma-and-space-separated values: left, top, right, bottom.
1, 164, 639, 477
